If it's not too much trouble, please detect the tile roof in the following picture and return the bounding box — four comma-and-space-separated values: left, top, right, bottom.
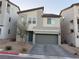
42, 14, 61, 18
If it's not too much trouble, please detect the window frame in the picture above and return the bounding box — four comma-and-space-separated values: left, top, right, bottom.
77, 19, 79, 24
70, 29, 74, 33
8, 29, 11, 34
70, 20, 73, 23
28, 17, 31, 24
33, 17, 36, 24
28, 17, 37, 24
9, 17, 11, 22
47, 18, 51, 24
0, 28, 1, 34
7, 3, 10, 13
0, 1, 2, 14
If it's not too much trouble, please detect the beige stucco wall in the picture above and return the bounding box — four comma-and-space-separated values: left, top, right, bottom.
73, 6, 79, 47
43, 17, 60, 28
7, 1, 19, 39
61, 5, 79, 47
0, 0, 19, 39
61, 7, 75, 45
0, 0, 7, 25
18, 9, 43, 31
17, 8, 61, 45
18, 9, 61, 33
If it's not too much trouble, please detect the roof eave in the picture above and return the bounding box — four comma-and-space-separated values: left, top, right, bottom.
7, 0, 20, 11
17, 7, 44, 14
60, 3, 79, 15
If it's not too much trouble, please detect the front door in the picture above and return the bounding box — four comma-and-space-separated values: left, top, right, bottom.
28, 31, 33, 43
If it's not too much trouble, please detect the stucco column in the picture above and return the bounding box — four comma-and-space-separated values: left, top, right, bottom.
58, 34, 61, 45
33, 33, 35, 44
26, 34, 29, 43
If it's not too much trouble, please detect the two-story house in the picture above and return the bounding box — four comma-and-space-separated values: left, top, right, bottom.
0, 0, 20, 40
17, 7, 61, 45
60, 3, 79, 47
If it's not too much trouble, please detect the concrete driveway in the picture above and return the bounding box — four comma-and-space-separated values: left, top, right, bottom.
28, 44, 79, 58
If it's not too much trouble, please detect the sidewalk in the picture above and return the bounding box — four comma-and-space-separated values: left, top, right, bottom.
61, 44, 79, 56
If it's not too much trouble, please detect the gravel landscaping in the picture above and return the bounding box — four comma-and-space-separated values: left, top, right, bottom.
61, 44, 79, 56
0, 40, 32, 54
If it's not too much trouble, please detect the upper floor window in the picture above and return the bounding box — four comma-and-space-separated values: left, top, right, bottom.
9, 17, 11, 22
0, 1, 2, 7
47, 18, 51, 24
33, 18, 36, 24
28, 17, 36, 24
70, 29, 74, 33
70, 20, 73, 23
77, 35, 79, 38
78, 9, 79, 14
0, 28, 1, 34
0, 1, 2, 13
7, 3, 10, 13
77, 19, 79, 32
8, 29, 11, 34
28, 18, 31, 24
77, 19, 79, 24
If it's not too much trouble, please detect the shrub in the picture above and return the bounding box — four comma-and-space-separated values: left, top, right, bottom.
20, 48, 27, 53
69, 43, 75, 47
64, 40, 68, 44
5, 46, 12, 50
74, 53, 78, 55
10, 39, 16, 42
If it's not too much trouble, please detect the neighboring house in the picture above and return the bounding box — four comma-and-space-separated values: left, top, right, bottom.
0, 0, 20, 40
60, 3, 79, 47
17, 7, 61, 45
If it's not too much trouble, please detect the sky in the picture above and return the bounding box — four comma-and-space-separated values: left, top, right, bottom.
10, 0, 79, 14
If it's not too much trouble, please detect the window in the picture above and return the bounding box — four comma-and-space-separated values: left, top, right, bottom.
0, 1, 2, 7
70, 20, 73, 23
47, 18, 51, 24
28, 18, 31, 24
0, 1, 2, 13
8, 29, 10, 34
78, 9, 79, 14
33, 20, 36, 24
7, 4, 10, 7
28, 20, 31, 24
77, 19, 79, 32
70, 29, 74, 33
33, 18, 36, 24
77, 36, 79, 38
28, 17, 37, 24
0, 28, 1, 34
77, 19, 79, 24
7, 3, 10, 13
9, 17, 11, 22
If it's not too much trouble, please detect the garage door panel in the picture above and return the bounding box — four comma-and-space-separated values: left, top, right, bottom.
35, 34, 58, 44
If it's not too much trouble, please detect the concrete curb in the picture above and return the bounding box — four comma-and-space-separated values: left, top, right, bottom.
0, 53, 78, 59
19, 54, 45, 58
18, 53, 79, 59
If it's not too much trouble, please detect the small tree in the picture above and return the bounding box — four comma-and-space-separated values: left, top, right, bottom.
17, 18, 27, 42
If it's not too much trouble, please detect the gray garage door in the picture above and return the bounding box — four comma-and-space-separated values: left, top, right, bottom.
35, 34, 58, 44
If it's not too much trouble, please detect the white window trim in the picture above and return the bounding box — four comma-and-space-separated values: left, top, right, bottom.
27, 16, 37, 25
43, 18, 60, 27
